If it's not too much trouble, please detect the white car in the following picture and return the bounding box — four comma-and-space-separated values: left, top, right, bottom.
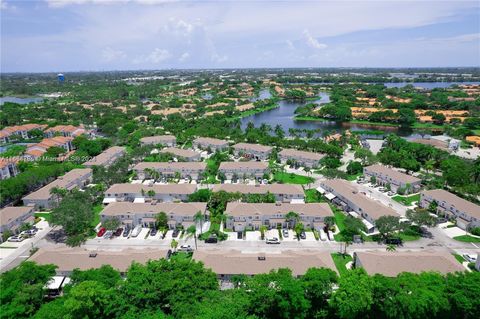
463, 254, 477, 263
103, 230, 113, 239
266, 237, 280, 244
178, 244, 193, 252
20, 229, 37, 237
8, 235, 25, 242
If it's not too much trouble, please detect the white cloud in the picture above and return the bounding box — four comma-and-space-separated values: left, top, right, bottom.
178, 52, 190, 62
102, 47, 126, 62
1, 0, 16, 11
285, 40, 295, 50
45, 0, 177, 8
303, 29, 327, 49
133, 48, 171, 64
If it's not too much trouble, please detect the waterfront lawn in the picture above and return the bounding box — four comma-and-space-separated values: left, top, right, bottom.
453, 235, 480, 243
392, 194, 420, 206
331, 253, 353, 276
348, 119, 399, 127
411, 122, 445, 130
305, 189, 326, 203
294, 116, 330, 122
273, 172, 314, 184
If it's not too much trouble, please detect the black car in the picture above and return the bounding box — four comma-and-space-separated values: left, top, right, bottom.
123, 227, 131, 237
150, 228, 158, 236
114, 228, 123, 237
205, 237, 218, 243
386, 237, 402, 245
172, 229, 180, 238
237, 231, 243, 240
300, 231, 306, 240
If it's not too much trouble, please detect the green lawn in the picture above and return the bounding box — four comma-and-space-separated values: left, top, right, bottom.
273, 172, 314, 185
392, 194, 420, 206
398, 232, 421, 241
92, 204, 103, 227
294, 116, 330, 122
331, 253, 353, 276
305, 189, 325, 203
332, 208, 348, 241
346, 173, 362, 181
453, 235, 480, 243
34, 212, 51, 222
170, 252, 193, 261
348, 120, 399, 127
452, 254, 465, 264
411, 122, 445, 130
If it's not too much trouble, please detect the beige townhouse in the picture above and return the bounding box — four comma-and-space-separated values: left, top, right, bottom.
278, 148, 325, 168
212, 184, 305, 203
133, 162, 207, 181
218, 161, 269, 180
159, 147, 201, 161
103, 183, 197, 203
140, 135, 176, 147
364, 164, 422, 194
83, 146, 126, 167
233, 143, 272, 160
193, 137, 229, 152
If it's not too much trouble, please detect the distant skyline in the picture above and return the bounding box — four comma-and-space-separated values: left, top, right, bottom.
1, 0, 480, 73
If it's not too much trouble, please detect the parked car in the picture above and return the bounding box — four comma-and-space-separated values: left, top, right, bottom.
123, 227, 131, 237
386, 237, 402, 245
463, 254, 477, 263
266, 237, 280, 244
436, 217, 448, 224
8, 235, 25, 242
97, 227, 106, 237
237, 231, 243, 239
178, 244, 193, 252
150, 228, 158, 236
103, 230, 113, 239
20, 229, 37, 237
172, 229, 180, 238
387, 191, 395, 196
300, 231, 307, 240
205, 235, 218, 243
130, 225, 142, 238
282, 229, 289, 238
319, 229, 327, 241
114, 228, 123, 237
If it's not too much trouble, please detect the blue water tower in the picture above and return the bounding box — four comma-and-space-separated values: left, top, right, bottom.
57, 73, 65, 84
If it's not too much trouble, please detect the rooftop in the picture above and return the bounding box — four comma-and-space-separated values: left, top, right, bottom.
355, 250, 465, 276
193, 249, 337, 276
421, 189, 480, 219
321, 179, 399, 220
233, 142, 273, 153
134, 162, 207, 171
105, 183, 197, 195
212, 183, 304, 196
193, 137, 229, 146
219, 161, 269, 170
140, 135, 176, 144
160, 147, 200, 158
364, 164, 421, 184
101, 201, 207, 217
30, 247, 168, 273
0, 206, 34, 227
225, 202, 333, 217
279, 148, 325, 161
83, 146, 126, 167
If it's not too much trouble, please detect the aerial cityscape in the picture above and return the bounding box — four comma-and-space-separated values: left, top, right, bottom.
0, 0, 479, 318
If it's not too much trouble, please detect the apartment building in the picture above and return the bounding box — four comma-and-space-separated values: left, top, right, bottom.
278, 148, 325, 168
159, 147, 201, 162
212, 184, 305, 203
0, 158, 19, 180
30, 247, 168, 276
22, 168, 93, 209
0, 124, 47, 144
44, 125, 86, 138
140, 135, 176, 147
419, 189, 480, 230
103, 183, 197, 203
133, 162, 207, 180
225, 202, 333, 232
193, 137, 229, 152
24, 136, 74, 160
0, 206, 35, 240
218, 161, 269, 180
363, 164, 422, 194
320, 179, 399, 232
83, 146, 126, 167
233, 142, 272, 160
193, 250, 337, 280
100, 201, 207, 228
354, 250, 465, 277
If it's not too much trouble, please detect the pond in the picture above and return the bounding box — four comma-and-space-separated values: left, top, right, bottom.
0, 96, 44, 105
384, 81, 480, 89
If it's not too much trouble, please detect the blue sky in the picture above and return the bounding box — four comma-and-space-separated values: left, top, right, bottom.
1, 0, 479, 72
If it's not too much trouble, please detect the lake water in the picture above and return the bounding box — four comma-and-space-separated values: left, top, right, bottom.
384, 81, 480, 89
0, 96, 43, 105
241, 89, 420, 137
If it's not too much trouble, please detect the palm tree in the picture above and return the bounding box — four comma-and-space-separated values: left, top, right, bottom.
324, 216, 335, 231
147, 190, 156, 198
186, 225, 198, 250
285, 211, 299, 229
170, 239, 178, 252
194, 211, 204, 234
386, 244, 396, 252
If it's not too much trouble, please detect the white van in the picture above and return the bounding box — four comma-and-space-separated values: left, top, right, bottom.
130, 225, 142, 238
319, 229, 327, 241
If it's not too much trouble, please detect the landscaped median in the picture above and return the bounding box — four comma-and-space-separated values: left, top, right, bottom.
273, 171, 314, 185
453, 235, 480, 243
392, 194, 420, 206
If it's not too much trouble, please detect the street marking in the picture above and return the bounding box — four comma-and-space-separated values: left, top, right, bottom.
471, 243, 479, 248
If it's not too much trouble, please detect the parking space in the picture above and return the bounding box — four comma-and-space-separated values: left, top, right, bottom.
245, 231, 261, 241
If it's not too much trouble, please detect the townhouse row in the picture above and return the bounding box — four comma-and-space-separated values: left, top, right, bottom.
363, 164, 422, 194
0, 124, 87, 144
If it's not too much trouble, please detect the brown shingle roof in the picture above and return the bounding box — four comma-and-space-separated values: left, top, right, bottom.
83, 146, 126, 167
0, 206, 34, 227
279, 148, 325, 161
101, 202, 207, 217
365, 164, 421, 184
219, 161, 269, 170
105, 183, 197, 195
134, 162, 207, 171
233, 143, 273, 153
212, 184, 304, 196
140, 135, 176, 144
225, 202, 333, 217
193, 249, 337, 276
160, 147, 200, 158
355, 250, 466, 276
193, 137, 228, 146
421, 189, 480, 219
